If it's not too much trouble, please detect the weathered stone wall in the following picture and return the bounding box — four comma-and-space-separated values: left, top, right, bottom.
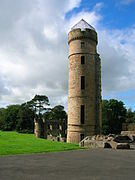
34, 119, 41, 138
45, 119, 67, 138
34, 118, 67, 141
34, 118, 45, 138
122, 123, 135, 131
67, 28, 101, 143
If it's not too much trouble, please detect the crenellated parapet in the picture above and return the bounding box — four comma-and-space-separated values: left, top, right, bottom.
68, 28, 97, 45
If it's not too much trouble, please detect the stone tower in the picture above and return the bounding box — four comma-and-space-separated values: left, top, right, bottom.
67, 19, 101, 144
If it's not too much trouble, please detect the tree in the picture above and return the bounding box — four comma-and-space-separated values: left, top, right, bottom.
44, 105, 67, 121
0, 95, 50, 133
102, 99, 127, 135
101, 100, 109, 135
1, 105, 20, 131
0, 108, 6, 130
23, 95, 50, 118
126, 108, 133, 123
133, 111, 135, 123
16, 105, 35, 133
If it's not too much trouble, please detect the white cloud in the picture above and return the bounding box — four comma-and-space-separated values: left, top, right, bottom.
93, 2, 104, 11
120, 0, 135, 5
43, 26, 58, 40
98, 27, 135, 94
66, 10, 101, 32
66, 0, 81, 12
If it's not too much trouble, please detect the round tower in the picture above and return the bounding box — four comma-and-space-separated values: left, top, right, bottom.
67, 19, 102, 143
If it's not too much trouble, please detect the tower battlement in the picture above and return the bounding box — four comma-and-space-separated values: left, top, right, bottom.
68, 28, 97, 45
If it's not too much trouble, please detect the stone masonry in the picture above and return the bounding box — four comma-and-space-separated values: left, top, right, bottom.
34, 118, 67, 142
67, 19, 102, 143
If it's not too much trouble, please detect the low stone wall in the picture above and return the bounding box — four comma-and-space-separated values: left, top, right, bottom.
121, 131, 135, 142
81, 140, 104, 148
80, 134, 132, 149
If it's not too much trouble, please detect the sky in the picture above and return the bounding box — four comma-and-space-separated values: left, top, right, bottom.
0, 0, 135, 110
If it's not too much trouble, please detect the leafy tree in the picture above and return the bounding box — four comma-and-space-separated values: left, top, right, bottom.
44, 105, 67, 121
126, 108, 133, 123
0, 108, 6, 130
102, 99, 127, 135
133, 111, 135, 123
1, 105, 20, 131
0, 95, 50, 133
102, 100, 109, 135
23, 95, 50, 118
16, 105, 35, 133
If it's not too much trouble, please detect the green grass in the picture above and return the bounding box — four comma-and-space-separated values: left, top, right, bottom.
0, 131, 80, 155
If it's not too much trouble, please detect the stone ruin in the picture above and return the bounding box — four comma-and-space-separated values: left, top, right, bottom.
79, 131, 135, 150
34, 118, 67, 142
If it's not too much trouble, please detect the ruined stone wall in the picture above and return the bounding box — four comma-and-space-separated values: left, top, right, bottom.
34, 118, 67, 141
122, 123, 135, 131
67, 29, 101, 143
34, 118, 45, 138
45, 119, 67, 138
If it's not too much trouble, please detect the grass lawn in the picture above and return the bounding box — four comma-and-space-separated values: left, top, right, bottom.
0, 131, 80, 155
